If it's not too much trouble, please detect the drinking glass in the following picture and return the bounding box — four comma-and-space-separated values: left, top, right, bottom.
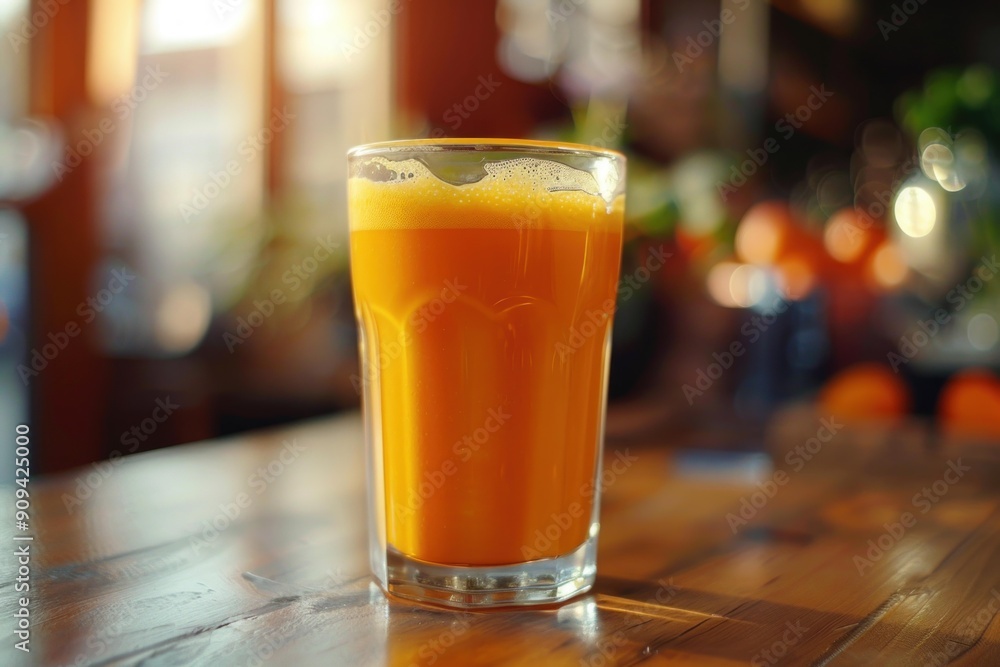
348, 139, 625, 607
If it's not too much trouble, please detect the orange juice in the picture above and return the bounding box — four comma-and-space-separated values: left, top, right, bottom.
350, 155, 623, 566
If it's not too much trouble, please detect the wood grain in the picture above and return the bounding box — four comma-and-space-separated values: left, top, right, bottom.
3, 409, 1000, 666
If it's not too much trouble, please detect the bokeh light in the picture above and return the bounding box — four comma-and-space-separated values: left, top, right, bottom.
674, 154, 727, 237
824, 209, 868, 263
735, 203, 791, 265
893, 186, 936, 238
775, 254, 816, 300
920, 143, 965, 192
868, 241, 908, 290
154, 281, 212, 355
859, 119, 903, 168
968, 313, 999, 351
707, 262, 768, 308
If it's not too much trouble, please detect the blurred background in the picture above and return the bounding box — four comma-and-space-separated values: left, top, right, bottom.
2, 0, 1000, 477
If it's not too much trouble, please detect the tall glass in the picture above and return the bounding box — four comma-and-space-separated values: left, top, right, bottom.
347, 139, 625, 607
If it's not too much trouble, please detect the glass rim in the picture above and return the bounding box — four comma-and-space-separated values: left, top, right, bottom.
347, 138, 625, 163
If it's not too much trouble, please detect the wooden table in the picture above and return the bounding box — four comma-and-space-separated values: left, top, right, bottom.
5, 410, 1000, 666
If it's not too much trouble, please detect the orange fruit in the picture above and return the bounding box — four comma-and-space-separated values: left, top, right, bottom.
818, 363, 911, 422
938, 368, 1000, 439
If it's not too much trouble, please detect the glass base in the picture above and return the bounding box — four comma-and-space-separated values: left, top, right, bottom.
375, 532, 598, 609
